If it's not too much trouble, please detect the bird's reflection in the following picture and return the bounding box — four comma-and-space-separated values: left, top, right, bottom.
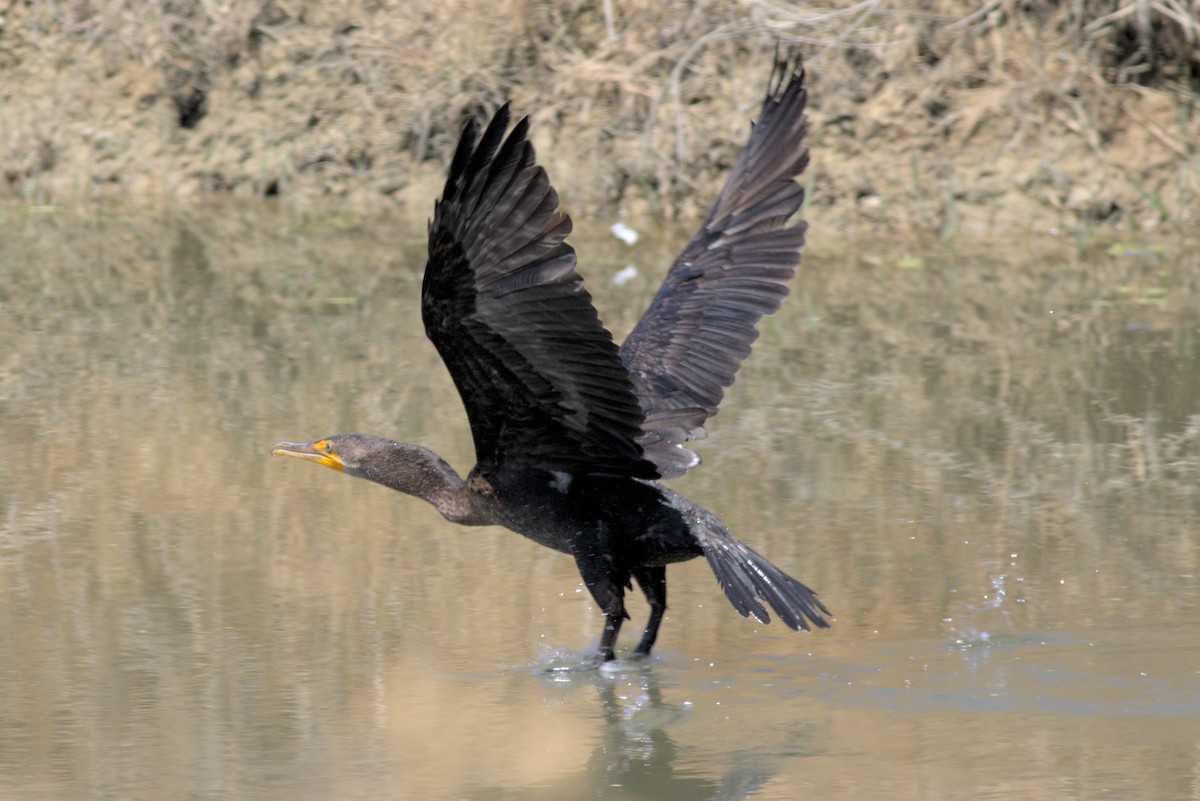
470, 664, 778, 800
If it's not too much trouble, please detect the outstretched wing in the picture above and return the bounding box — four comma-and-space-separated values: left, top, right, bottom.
423, 105, 657, 480
620, 52, 811, 479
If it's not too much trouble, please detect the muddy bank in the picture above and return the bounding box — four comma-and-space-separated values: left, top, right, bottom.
2, 1, 1198, 236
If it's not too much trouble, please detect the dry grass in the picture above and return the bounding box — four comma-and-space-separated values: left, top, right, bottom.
1, 0, 1197, 231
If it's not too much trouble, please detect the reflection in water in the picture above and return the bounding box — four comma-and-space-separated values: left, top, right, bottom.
472, 668, 784, 801
1, 206, 1199, 799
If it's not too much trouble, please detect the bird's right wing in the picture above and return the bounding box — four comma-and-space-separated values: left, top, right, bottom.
620, 52, 811, 479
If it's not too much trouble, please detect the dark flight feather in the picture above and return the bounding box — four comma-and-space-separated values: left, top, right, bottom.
422, 105, 657, 480
621, 52, 810, 478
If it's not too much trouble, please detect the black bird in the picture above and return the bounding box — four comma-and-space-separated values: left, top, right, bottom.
273, 52, 829, 663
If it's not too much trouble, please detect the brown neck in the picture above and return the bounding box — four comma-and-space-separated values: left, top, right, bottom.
352, 442, 491, 526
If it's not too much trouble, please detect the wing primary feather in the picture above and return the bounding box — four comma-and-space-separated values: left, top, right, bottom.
424, 103, 658, 481
620, 50, 811, 479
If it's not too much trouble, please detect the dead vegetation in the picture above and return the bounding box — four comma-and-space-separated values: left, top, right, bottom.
0, 0, 1197, 233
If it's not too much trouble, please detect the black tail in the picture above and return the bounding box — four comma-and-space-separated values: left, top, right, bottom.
703, 537, 831, 631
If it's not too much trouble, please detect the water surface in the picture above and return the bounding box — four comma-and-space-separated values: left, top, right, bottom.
1, 205, 1198, 799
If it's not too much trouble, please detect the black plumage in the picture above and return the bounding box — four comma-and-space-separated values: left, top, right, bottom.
273, 52, 829, 663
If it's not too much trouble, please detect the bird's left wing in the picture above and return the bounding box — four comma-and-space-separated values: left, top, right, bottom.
422, 106, 658, 480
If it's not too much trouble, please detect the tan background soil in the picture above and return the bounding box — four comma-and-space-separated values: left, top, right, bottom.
2, 0, 1197, 236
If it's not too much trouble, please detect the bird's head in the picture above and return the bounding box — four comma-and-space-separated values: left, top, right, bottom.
270, 433, 390, 477
271, 432, 464, 497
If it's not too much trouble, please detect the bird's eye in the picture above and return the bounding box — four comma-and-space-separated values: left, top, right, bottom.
324, 442, 332, 453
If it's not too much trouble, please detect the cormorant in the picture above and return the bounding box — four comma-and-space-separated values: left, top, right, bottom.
273, 52, 830, 663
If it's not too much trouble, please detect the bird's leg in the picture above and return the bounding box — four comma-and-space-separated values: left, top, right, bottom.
632, 566, 667, 657
570, 547, 631, 663
597, 612, 625, 662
